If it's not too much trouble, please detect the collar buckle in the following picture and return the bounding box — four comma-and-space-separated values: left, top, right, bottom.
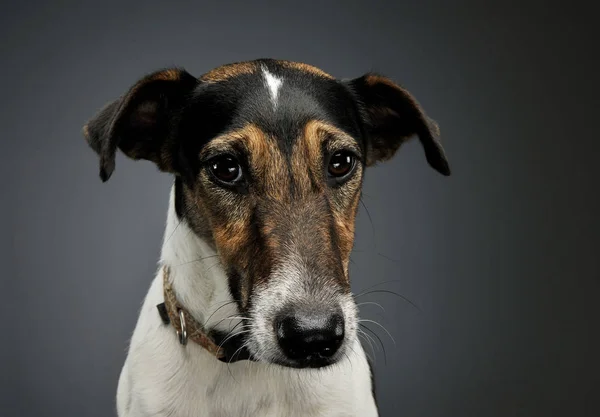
176, 309, 188, 346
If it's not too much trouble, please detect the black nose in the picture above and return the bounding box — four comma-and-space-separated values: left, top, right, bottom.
275, 311, 344, 365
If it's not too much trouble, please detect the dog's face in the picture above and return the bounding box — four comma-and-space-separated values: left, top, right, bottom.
84, 59, 450, 368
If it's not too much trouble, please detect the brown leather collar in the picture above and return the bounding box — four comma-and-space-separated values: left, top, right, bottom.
156, 265, 253, 363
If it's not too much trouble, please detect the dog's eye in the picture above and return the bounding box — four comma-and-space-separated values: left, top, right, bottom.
328, 151, 356, 179
208, 155, 242, 184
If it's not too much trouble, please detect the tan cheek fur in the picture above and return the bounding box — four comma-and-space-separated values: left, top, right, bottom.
333, 190, 361, 277
295, 121, 363, 277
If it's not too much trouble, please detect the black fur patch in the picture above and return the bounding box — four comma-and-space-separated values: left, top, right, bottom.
173, 176, 187, 220
209, 328, 254, 363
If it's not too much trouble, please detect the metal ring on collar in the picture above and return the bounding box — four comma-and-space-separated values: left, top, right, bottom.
176, 309, 187, 346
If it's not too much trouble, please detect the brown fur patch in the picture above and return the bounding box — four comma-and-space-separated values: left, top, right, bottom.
290, 121, 323, 196
126, 69, 184, 101
304, 120, 361, 155
332, 190, 361, 278
82, 124, 90, 140
364, 74, 396, 88
279, 60, 334, 79
242, 124, 288, 200
200, 62, 258, 83
213, 218, 252, 262
152, 68, 181, 81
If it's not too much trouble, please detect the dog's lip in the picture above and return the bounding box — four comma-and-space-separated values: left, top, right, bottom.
262, 348, 346, 369
270, 356, 341, 369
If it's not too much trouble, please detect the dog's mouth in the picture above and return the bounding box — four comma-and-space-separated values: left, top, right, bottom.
268, 349, 345, 369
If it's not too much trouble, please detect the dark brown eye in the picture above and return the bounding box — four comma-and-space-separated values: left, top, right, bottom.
328, 151, 355, 178
208, 155, 242, 184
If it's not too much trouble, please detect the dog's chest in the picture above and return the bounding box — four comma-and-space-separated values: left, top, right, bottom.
131, 345, 353, 417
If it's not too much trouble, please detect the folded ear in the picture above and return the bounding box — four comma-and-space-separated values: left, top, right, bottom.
347, 74, 450, 175
82, 68, 199, 182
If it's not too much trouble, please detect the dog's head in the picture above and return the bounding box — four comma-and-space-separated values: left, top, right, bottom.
84, 59, 449, 368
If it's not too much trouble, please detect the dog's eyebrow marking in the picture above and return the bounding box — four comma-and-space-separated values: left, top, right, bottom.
262, 66, 283, 109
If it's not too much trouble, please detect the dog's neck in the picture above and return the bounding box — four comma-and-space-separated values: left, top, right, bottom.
158, 184, 240, 335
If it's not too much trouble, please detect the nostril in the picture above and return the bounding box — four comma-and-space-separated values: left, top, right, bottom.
276, 311, 345, 362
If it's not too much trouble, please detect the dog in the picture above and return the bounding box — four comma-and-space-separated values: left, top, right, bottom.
83, 58, 450, 417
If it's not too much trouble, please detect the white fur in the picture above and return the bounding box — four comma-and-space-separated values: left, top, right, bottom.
116, 186, 378, 417
262, 66, 283, 109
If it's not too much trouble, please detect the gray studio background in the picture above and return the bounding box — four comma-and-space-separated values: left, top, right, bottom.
2, 1, 599, 416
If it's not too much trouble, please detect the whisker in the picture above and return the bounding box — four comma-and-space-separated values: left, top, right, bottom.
216, 322, 250, 350
356, 289, 421, 312
357, 328, 377, 354
359, 197, 377, 249
348, 333, 373, 361
205, 260, 223, 273
217, 329, 252, 352
353, 280, 404, 298
357, 330, 378, 365
351, 249, 402, 264
359, 324, 387, 365
171, 254, 221, 268
227, 341, 251, 380
208, 299, 238, 310
204, 300, 238, 327
163, 199, 194, 247
221, 316, 254, 321
210, 315, 253, 329
219, 320, 245, 340
343, 351, 353, 371
228, 341, 250, 365
376, 252, 401, 263
356, 301, 385, 312
359, 319, 396, 346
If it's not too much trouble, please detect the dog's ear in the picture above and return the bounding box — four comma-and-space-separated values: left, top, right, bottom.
346, 73, 450, 175
83, 68, 199, 182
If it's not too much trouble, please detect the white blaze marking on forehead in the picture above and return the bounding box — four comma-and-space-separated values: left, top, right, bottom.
262, 66, 283, 109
